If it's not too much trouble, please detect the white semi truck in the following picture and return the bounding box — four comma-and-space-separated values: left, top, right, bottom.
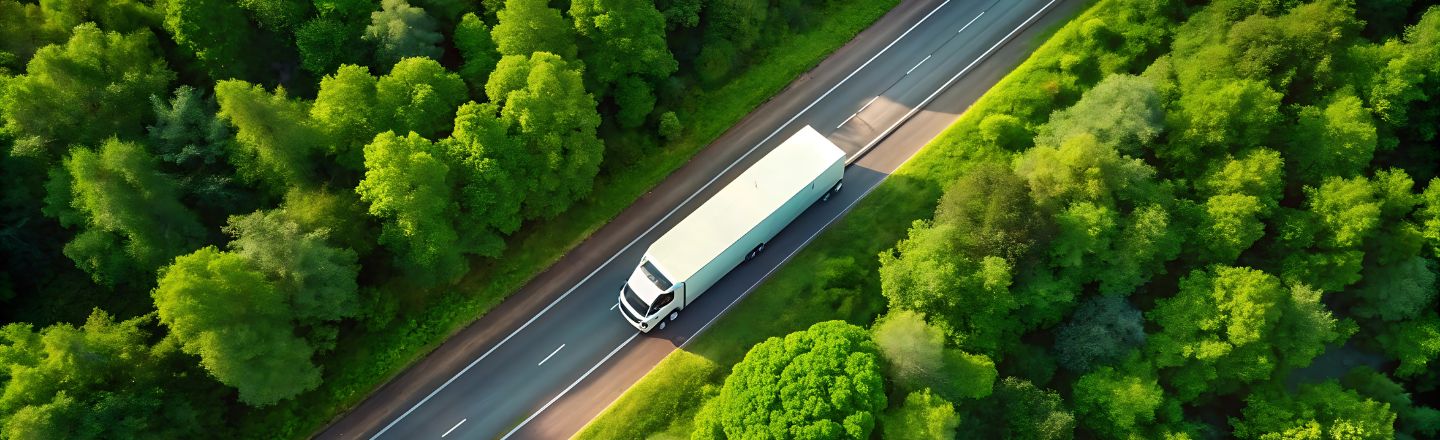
618, 125, 845, 332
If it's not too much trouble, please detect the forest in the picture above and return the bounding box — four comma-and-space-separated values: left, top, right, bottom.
0, 0, 887, 437
588, 0, 1440, 439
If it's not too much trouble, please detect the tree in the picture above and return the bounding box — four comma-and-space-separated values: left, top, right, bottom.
872, 310, 997, 401
1307, 175, 1385, 249
164, 0, 256, 80
48, 139, 204, 287
878, 219, 1016, 356
492, 0, 576, 59
0, 311, 218, 440
1036, 74, 1164, 153
881, 389, 958, 440
970, 378, 1076, 440
570, 0, 677, 126
152, 247, 321, 406
375, 57, 468, 139
1232, 382, 1395, 440
364, 0, 443, 68
658, 111, 682, 141
486, 52, 604, 218
454, 13, 500, 93
147, 86, 249, 216
1373, 313, 1440, 378
214, 80, 323, 193
224, 209, 360, 350
1147, 266, 1344, 402
311, 64, 379, 170
1287, 94, 1378, 184
238, 0, 310, 32
1196, 193, 1266, 263
1054, 296, 1144, 373
1161, 78, 1282, 170
1014, 134, 1160, 212
692, 321, 887, 440
933, 163, 1047, 264
296, 17, 360, 74
1352, 256, 1436, 321
1072, 366, 1164, 439
355, 131, 466, 284
1197, 147, 1285, 212
440, 102, 526, 257
0, 24, 173, 158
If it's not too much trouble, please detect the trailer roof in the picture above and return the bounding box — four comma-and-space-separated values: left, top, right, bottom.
645, 126, 844, 285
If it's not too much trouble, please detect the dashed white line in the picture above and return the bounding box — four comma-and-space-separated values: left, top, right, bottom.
906, 54, 933, 75
859, 95, 881, 112
369, 2, 957, 439
958, 10, 985, 34
852, 0, 1057, 163
837, 112, 861, 129
441, 419, 465, 438
610, 302, 618, 311
501, 333, 641, 440
538, 344, 566, 366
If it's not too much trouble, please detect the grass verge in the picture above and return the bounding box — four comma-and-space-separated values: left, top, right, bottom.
233, 1, 904, 437
573, 1, 1124, 437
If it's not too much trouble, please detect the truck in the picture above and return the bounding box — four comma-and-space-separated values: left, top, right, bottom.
618, 125, 845, 332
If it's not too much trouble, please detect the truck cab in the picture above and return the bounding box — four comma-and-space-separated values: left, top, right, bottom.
618, 256, 682, 331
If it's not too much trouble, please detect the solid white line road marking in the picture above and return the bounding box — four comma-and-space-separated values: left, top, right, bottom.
850, 0, 1057, 165
501, 333, 641, 440
441, 419, 465, 438
906, 54, 933, 75
369, 2, 956, 439
959, 10, 985, 33
538, 344, 566, 366
836, 112, 860, 129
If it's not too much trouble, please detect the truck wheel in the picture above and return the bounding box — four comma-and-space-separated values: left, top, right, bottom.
659, 321, 667, 330
821, 191, 831, 202
757, 242, 766, 253
669, 310, 680, 321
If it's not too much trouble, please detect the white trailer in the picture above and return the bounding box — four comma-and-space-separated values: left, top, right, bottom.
619, 126, 845, 332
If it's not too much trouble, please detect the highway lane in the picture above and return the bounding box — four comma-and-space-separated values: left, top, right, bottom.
316, 0, 1081, 438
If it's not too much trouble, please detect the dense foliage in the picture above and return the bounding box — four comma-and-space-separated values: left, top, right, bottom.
0, 0, 872, 436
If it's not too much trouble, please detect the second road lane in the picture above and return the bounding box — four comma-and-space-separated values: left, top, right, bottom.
317, 0, 1082, 438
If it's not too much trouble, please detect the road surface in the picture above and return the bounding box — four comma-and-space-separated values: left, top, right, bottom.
316, 0, 1084, 438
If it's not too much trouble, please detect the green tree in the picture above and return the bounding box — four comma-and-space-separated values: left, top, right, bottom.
879, 219, 1016, 356
296, 17, 361, 74
872, 310, 997, 401
492, 0, 576, 59
570, 0, 677, 127
1054, 296, 1144, 373
364, 0, 443, 68
147, 85, 250, 216
1014, 134, 1160, 212
224, 209, 360, 350
454, 13, 500, 93
0, 24, 172, 158
48, 139, 204, 287
933, 163, 1048, 265
1147, 266, 1344, 402
311, 64, 380, 170
881, 389, 958, 440
1232, 382, 1395, 440
375, 57, 468, 139
440, 102, 526, 257
1072, 366, 1164, 439
1036, 74, 1164, 153
1161, 79, 1282, 170
164, 0, 256, 80
970, 377, 1076, 440
1197, 147, 1285, 212
1195, 193, 1266, 263
0, 0, 63, 71
214, 80, 323, 193
691, 321, 886, 440
238, 0, 310, 32
153, 247, 320, 406
486, 52, 604, 218
355, 131, 466, 284
1373, 313, 1440, 378
0, 311, 218, 440
1288, 94, 1378, 184
1352, 256, 1436, 322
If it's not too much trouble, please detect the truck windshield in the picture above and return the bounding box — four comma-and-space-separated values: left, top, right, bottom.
640, 260, 673, 291
622, 284, 649, 317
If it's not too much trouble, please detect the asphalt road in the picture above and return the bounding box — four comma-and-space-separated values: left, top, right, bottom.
316, 0, 1084, 438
